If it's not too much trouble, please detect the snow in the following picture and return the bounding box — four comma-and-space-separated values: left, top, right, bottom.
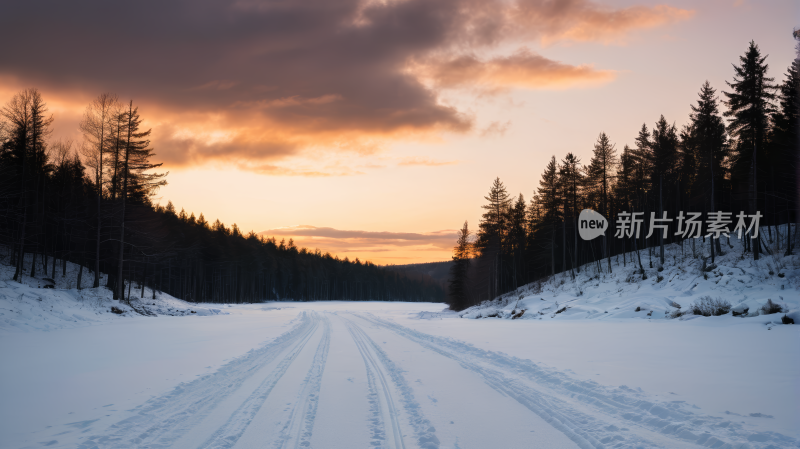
459, 228, 800, 328
0, 232, 798, 448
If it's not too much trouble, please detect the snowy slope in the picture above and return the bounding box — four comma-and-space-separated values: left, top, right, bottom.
0, 253, 224, 333
460, 226, 800, 326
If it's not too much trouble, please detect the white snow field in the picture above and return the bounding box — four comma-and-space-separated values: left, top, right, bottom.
0, 229, 798, 449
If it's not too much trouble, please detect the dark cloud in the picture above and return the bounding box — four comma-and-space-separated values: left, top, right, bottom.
0, 0, 691, 167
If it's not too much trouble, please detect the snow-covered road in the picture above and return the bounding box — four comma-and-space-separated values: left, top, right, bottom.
2, 301, 798, 449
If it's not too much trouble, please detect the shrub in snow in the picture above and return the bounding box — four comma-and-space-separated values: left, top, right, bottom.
782, 314, 794, 325
635, 306, 641, 312
111, 306, 124, 314
731, 303, 749, 317
690, 296, 731, 317
760, 299, 783, 315
669, 309, 689, 319
669, 301, 681, 309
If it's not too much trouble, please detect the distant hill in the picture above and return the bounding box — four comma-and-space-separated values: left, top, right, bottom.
385, 260, 452, 287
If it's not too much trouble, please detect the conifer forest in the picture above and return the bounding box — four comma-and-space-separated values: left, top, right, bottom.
0, 96, 445, 304
447, 41, 799, 310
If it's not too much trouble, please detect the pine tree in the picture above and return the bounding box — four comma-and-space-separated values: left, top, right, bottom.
508, 194, 527, 288
536, 157, 561, 276
560, 153, 582, 274
448, 221, 471, 310
587, 133, 617, 271
770, 58, 799, 256
115, 101, 168, 301
475, 177, 512, 297
615, 145, 635, 211
688, 81, 727, 260
650, 116, 678, 264
631, 124, 652, 206
723, 41, 776, 260
614, 145, 636, 266
476, 177, 512, 253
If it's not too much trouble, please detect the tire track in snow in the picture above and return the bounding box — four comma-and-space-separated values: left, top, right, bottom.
272, 313, 331, 449
344, 317, 405, 449
341, 315, 439, 449
78, 312, 320, 449
198, 312, 328, 449
355, 313, 799, 449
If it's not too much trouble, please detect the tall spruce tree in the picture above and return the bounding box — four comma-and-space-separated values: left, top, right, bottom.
508, 194, 527, 288
688, 81, 728, 260
587, 133, 617, 271
115, 102, 167, 301
614, 145, 636, 266
723, 41, 776, 261
650, 116, 678, 264
770, 58, 799, 256
448, 221, 471, 310
476, 178, 512, 298
536, 157, 561, 276
560, 153, 582, 273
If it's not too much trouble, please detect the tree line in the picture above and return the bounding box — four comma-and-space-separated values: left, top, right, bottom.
448, 41, 799, 310
0, 91, 445, 304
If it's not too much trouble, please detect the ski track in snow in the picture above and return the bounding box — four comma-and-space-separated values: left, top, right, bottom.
43, 307, 795, 449
272, 314, 330, 449
76, 311, 321, 449
341, 314, 439, 449
353, 312, 799, 449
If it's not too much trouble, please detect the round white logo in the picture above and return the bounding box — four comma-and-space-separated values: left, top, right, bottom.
578, 209, 607, 240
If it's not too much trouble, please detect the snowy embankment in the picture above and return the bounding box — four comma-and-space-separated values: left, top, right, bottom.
0, 252, 225, 332
460, 226, 800, 326
0, 237, 798, 449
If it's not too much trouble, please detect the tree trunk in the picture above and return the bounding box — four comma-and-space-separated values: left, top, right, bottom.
752, 142, 759, 260
76, 262, 83, 290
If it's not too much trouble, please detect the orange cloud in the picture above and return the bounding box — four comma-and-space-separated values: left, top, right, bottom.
259, 225, 458, 264
512, 1, 695, 45
418, 48, 615, 91
241, 163, 364, 177
397, 157, 458, 167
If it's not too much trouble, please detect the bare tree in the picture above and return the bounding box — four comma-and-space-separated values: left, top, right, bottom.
1, 88, 53, 280
80, 93, 118, 287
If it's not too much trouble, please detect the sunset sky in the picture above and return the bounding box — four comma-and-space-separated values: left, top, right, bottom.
1, 0, 796, 264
